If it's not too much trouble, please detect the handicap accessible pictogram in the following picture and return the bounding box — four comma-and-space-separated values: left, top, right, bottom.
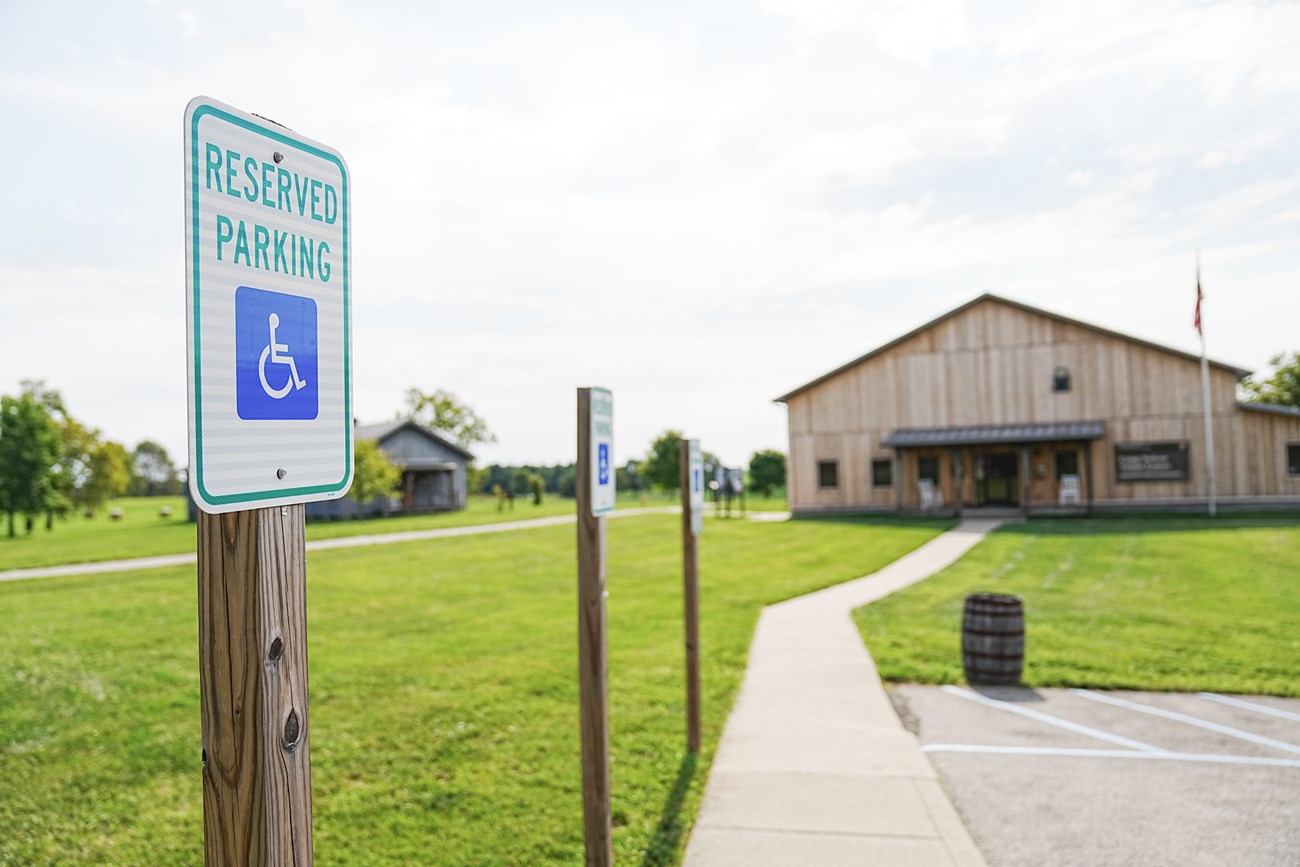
236, 286, 319, 420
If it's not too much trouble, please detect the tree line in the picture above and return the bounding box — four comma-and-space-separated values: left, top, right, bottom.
0, 381, 185, 537
473, 433, 787, 500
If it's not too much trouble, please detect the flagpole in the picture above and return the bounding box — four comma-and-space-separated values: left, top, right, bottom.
1197, 258, 1217, 517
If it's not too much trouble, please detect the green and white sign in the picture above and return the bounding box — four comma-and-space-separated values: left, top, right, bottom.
589, 387, 615, 517
184, 96, 352, 514
688, 440, 703, 536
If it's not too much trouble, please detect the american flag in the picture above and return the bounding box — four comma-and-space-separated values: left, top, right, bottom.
1194, 273, 1203, 335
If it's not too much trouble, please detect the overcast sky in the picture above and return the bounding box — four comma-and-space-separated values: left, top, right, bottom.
2, 0, 1297, 469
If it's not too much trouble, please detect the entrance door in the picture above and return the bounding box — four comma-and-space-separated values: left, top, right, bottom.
978, 454, 1018, 505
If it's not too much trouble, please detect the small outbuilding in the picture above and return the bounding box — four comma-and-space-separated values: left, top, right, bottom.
777, 293, 1300, 515
306, 419, 474, 519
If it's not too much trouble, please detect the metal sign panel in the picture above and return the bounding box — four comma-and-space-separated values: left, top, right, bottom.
688, 440, 703, 536
589, 388, 615, 516
184, 96, 352, 513
1115, 441, 1190, 482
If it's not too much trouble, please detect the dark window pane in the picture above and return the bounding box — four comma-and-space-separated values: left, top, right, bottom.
918, 456, 939, 482
818, 460, 839, 488
1055, 451, 1079, 480
1054, 366, 1071, 392
872, 458, 893, 487
1289, 444, 1300, 476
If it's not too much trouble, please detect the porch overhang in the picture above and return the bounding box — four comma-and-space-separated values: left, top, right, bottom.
882, 420, 1106, 449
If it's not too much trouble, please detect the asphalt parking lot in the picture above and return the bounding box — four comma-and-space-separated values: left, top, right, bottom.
889, 685, 1300, 867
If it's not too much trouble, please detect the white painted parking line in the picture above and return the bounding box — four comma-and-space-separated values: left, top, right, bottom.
1199, 692, 1300, 724
1072, 690, 1300, 756
940, 686, 1169, 754
922, 744, 1300, 769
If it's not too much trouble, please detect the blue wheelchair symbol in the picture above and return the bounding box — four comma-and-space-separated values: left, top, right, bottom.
235, 286, 319, 420
598, 443, 610, 486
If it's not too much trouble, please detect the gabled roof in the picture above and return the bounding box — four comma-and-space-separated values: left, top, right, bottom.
356, 419, 476, 460
775, 293, 1253, 403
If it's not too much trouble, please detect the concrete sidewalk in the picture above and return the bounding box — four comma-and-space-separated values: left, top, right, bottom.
0, 507, 681, 583
683, 519, 1002, 867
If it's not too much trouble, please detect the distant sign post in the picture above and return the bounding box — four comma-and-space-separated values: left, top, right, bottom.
185, 96, 350, 867
576, 387, 613, 867
680, 439, 703, 753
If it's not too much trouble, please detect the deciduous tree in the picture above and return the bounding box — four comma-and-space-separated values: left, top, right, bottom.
0, 391, 61, 536
401, 388, 497, 449
1242, 351, 1300, 408
642, 430, 684, 495
748, 449, 787, 497
350, 439, 402, 514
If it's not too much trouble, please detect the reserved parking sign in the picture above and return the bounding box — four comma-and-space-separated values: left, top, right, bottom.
184, 97, 352, 513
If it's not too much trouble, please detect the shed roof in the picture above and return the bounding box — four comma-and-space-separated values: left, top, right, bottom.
355, 419, 476, 460
882, 420, 1106, 449
775, 293, 1253, 403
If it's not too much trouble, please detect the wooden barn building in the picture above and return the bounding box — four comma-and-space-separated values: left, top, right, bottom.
305, 419, 473, 519
777, 294, 1300, 515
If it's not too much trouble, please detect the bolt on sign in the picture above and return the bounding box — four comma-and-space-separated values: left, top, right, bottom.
184, 97, 352, 513
589, 388, 615, 516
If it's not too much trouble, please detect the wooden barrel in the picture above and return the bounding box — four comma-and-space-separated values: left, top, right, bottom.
962, 593, 1024, 686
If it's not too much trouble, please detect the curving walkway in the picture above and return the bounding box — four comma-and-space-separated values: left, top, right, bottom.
0, 507, 683, 583
683, 519, 1002, 867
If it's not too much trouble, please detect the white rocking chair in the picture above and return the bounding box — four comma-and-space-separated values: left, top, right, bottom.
1059, 474, 1081, 506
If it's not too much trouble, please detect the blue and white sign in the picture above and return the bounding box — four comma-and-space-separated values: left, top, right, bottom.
185, 96, 352, 513
589, 388, 615, 517
688, 440, 704, 536
235, 286, 319, 421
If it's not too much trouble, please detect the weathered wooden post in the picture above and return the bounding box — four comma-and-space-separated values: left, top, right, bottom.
679, 439, 703, 753
185, 96, 352, 866
576, 387, 614, 867
198, 506, 313, 865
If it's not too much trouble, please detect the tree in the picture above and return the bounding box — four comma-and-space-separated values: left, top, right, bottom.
749, 449, 787, 498
85, 440, 131, 510
0, 391, 61, 536
350, 439, 402, 514
642, 430, 684, 495
130, 440, 180, 496
401, 388, 497, 449
1242, 351, 1300, 408
54, 418, 129, 519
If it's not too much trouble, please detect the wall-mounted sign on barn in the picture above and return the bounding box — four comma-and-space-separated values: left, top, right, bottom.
1114, 441, 1190, 482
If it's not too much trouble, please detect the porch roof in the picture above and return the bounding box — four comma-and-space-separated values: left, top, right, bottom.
882, 420, 1106, 448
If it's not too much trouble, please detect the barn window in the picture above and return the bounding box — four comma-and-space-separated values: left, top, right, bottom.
1055, 450, 1079, 480
1053, 366, 1071, 392
871, 458, 893, 488
917, 456, 940, 483
818, 460, 839, 489
1288, 443, 1300, 477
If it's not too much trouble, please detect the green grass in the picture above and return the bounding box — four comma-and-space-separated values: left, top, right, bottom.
854, 516, 1300, 697
0, 513, 948, 865
0, 496, 589, 572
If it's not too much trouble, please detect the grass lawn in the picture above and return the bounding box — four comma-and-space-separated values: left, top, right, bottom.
0, 512, 948, 865
854, 516, 1300, 697
0, 496, 598, 573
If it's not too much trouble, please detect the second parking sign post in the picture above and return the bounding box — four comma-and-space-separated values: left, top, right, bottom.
575, 387, 613, 867
185, 96, 351, 866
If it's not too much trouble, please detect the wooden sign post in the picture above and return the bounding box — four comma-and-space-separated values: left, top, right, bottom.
198, 506, 313, 865
185, 97, 351, 866
576, 387, 613, 867
679, 440, 702, 754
